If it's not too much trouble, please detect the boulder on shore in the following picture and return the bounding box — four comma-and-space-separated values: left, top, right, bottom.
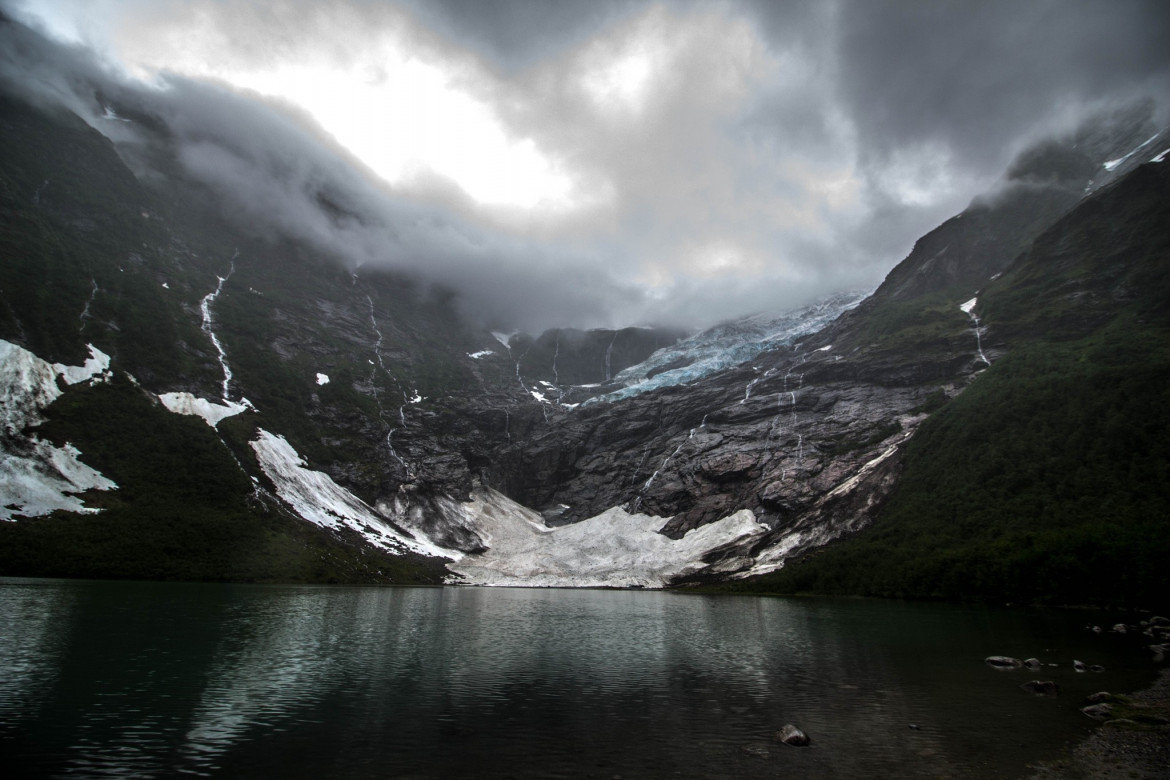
1081, 703, 1113, 720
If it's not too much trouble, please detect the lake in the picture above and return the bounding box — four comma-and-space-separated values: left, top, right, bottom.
0, 578, 1157, 778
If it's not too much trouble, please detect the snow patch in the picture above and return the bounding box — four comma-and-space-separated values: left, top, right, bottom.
959, 297, 978, 314
250, 429, 458, 560
159, 392, 251, 428
824, 441, 902, 500
1, 340, 116, 520
1, 440, 117, 520
467, 350, 495, 359
315, 373, 330, 386
447, 487, 768, 588
491, 331, 515, 348
1103, 133, 1162, 171
52, 344, 111, 386
1152, 148, 1170, 164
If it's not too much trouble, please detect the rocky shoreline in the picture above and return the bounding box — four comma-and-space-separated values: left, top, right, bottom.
1029, 668, 1170, 779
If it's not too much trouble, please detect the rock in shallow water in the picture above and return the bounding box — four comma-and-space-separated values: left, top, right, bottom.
775, 724, 810, 746
1020, 680, 1060, 696
985, 656, 1023, 669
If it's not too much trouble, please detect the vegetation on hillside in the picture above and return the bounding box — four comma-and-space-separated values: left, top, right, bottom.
0, 375, 447, 584
721, 165, 1170, 608
723, 327, 1170, 606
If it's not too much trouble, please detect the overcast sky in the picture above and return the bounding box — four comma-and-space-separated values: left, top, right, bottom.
3, 0, 1169, 332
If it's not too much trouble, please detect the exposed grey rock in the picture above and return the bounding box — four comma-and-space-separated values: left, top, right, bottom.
986, 656, 1024, 669
1081, 703, 1114, 720
1021, 680, 1060, 696
1024, 658, 1043, 670
776, 724, 810, 746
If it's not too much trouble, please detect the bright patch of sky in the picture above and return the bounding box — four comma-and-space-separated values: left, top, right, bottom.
19, 0, 578, 212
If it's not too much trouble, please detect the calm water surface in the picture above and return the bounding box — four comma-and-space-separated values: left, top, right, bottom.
0, 578, 1157, 778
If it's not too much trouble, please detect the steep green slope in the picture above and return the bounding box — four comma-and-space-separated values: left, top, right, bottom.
725, 164, 1170, 607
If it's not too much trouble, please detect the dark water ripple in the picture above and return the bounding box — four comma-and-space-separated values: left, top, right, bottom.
0, 578, 1157, 778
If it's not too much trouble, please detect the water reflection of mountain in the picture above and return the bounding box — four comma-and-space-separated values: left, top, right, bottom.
0, 581, 1153, 778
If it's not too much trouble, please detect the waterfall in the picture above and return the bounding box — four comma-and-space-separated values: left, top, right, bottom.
764, 393, 784, 452
201, 260, 236, 402
742, 367, 777, 404
552, 335, 560, 385
515, 345, 531, 394
960, 297, 991, 366
366, 294, 412, 478
604, 332, 618, 381
630, 417, 707, 511
79, 279, 98, 333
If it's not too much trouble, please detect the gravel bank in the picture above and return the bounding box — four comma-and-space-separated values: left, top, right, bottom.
1030, 668, 1170, 779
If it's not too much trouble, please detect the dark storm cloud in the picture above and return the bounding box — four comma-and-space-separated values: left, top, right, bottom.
4, 0, 1170, 335
835, 0, 1170, 175
0, 12, 647, 330
398, 0, 642, 72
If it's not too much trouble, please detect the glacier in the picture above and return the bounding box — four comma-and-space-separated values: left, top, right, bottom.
1, 340, 117, 520
585, 290, 867, 405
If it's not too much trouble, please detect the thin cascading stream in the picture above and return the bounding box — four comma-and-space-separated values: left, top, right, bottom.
366, 295, 412, 477
960, 297, 991, 367
629, 415, 707, 513
200, 255, 237, 402
603, 332, 618, 382
79, 278, 98, 334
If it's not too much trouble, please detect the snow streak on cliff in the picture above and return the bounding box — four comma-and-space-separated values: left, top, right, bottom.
250, 429, 460, 560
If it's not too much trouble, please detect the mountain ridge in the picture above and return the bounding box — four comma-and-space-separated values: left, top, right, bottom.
2, 72, 1168, 605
